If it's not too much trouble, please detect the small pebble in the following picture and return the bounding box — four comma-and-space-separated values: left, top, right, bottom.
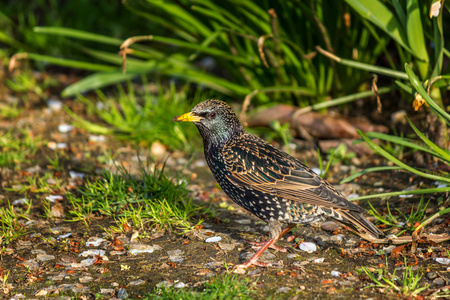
313, 258, 325, 263
234, 219, 252, 225
299, 242, 317, 253
36, 254, 55, 262
117, 288, 128, 299
129, 279, 145, 286
218, 243, 235, 251
58, 124, 73, 133
248, 269, 261, 276
205, 236, 222, 243
79, 276, 93, 283
203, 261, 222, 269
426, 272, 438, 280
311, 168, 323, 175
174, 282, 186, 288
12, 198, 28, 206
276, 287, 291, 293
89, 135, 106, 142
156, 281, 173, 288
48, 99, 63, 111
347, 193, 359, 200
69, 171, 85, 179
100, 288, 115, 294
329, 234, 345, 244
79, 249, 106, 257
433, 278, 445, 286
331, 271, 341, 277
86, 237, 105, 247
58, 233, 72, 239
129, 244, 161, 255
321, 221, 341, 232
45, 195, 63, 202
167, 249, 185, 262
434, 258, 450, 265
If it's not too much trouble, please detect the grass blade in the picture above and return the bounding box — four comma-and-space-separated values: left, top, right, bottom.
62, 72, 141, 97
34, 26, 122, 45
344, 0, 413, 53
350, 186, 450, 201
358, 130, 450, 183
406, 116, 450, 162
405, 63, 450, 123
341, 166, 403, 183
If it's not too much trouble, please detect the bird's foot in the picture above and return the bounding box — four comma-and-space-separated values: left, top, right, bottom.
232, 259, 283, 272
246, 237, 287, 252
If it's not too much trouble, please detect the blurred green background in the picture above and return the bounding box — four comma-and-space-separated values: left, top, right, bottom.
1, 0, 449, 157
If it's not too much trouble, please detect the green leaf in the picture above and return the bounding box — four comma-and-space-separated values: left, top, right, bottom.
24, 53, 115, 72
34, 27, 123, 45
406, 116, 450, 162
406, 0, 429, 77
394, 80, 415, 95
62, 72, 141, 97
405, 63, 450, 123
345, 0, 413, 54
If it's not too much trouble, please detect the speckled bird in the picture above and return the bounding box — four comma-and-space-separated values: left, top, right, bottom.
173, 99, 383, 268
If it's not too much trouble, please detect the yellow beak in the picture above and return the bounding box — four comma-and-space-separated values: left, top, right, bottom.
172, 112, 203, 123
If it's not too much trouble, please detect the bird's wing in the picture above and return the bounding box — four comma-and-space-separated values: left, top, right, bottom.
222, 136, 363, 212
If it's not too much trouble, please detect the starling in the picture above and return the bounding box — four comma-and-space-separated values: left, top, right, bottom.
173, 99, 383, 268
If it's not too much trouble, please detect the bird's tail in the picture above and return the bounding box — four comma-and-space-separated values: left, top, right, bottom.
336, 210, 384, 239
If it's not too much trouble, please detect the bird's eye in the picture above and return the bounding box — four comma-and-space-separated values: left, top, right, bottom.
210, 112, 216, 119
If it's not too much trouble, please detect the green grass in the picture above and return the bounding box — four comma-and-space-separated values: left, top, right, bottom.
5, 172, 63, 194
65, 80, 204, 151
357, 259, 429, 296
144, 274, 257, 300
367, 197, 429, 235
0, 129, 39, 170
0, 200, 32, 245
66, 159, 205, 233
6, 69, 57, 98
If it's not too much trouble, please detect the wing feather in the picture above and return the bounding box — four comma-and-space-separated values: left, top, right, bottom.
223, 135, 363, 212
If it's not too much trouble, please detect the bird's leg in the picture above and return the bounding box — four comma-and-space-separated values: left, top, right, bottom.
246, 237, 287, 252
240, 225, 295, 268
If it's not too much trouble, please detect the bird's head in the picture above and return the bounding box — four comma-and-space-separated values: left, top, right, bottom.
172, 99, 244, 147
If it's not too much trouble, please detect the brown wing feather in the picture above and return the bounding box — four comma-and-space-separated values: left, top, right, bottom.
223, 134, 363, 213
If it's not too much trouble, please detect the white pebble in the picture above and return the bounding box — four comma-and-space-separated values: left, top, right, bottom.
58, 124, 73, 133
205, 236, 222, 243
434, 258, 450, 265
347, 193, 359, 200
12, 198, 28, 206
299, 242, 317, 253
48, 99, 63, 111
89, 135, 106, 142
58, 233, 72, 239
70, 171, 85, 179
311, 168, 323, 175
331, 270, 341, 277
79, 249, 106, 257
313, 258, 325, 263
86, 237, 105, 247
45, 195, 63, 202
174, 282, 186, 288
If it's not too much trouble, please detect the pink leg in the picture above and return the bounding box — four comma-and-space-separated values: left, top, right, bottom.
246, 237, 287, 252
238, 225, 295, 268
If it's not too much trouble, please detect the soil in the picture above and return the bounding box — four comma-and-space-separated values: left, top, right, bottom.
0, 68, 449, 299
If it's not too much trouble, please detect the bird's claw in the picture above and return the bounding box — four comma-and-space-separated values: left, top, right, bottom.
245, 238, 287, 253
